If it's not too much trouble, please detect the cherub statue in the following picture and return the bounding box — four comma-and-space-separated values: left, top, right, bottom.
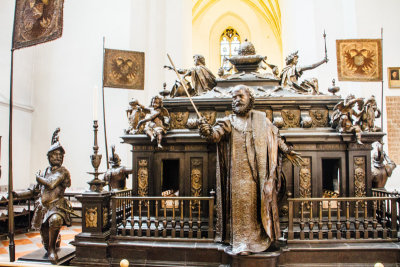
331, 94, 364, 144
125, 98, 144, 134
103, 145, 134, 191
358, 95, 381, 132
165, 54, 216, 95
371, 142, 397, 188
280, 51, 328, 94
136, 96, 170, 148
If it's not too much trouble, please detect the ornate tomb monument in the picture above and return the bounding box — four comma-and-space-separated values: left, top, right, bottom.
72, 40, 399, 267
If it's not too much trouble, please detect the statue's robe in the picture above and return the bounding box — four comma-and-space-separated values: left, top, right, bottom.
280, 65, 302, 88
211, 110, 282, 254
188, 65, 216, 95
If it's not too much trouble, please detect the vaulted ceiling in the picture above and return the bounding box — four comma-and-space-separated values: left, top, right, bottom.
192, 0, 281, 46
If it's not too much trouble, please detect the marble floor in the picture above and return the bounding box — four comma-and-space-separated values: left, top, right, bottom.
0, 223, 81, 262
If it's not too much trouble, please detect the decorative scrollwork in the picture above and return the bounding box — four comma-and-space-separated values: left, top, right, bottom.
354, 157, 366, 197
299, 157, 312, 199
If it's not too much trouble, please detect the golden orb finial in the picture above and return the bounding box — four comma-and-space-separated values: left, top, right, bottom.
120, 259, 129, 267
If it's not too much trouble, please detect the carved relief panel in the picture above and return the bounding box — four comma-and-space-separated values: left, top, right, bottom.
354, 156, 366, 197
103, 207, 108, 228
170, 111, 189, 129
85, 207, 98, 228
201, 111, 217, 125
299, 157, 312, 199
309, 109, 329, 127
191, 158, 203, 208
138, 159, 149, 196
281, 109, 301, 128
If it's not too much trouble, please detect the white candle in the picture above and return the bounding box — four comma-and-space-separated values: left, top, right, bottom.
93, 85, 98, 121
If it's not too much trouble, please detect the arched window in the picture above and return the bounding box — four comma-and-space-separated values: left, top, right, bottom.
220, 28, 240, 71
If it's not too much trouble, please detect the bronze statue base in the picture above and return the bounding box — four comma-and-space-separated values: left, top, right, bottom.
17, 247, 75, 265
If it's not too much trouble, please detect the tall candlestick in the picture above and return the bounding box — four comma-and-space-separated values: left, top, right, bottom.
88, 120, 104, 193
93, 85, 98, 121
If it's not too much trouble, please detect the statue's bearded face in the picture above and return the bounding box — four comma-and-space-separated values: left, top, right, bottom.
48, 149, 64, 167
232, 88, 253, 116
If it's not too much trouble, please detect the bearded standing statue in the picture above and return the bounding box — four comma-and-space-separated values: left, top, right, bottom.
199, 85, 302, 255
13, 128, 72, 263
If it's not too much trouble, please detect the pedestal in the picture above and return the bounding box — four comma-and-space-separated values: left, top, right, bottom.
18, 247, 75, 265
70, 191, 111, 266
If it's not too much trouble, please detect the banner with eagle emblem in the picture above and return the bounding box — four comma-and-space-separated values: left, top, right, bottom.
336, 39, 382, 81
13, 0, 64, 50
103, 49, 145, 90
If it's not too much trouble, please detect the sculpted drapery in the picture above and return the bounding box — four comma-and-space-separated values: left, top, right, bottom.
200, 85, 300, 255
209, 110, 284, 254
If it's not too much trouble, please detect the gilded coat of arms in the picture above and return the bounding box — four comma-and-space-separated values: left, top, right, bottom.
336, 39, 382, 81
103, 49, 145, 89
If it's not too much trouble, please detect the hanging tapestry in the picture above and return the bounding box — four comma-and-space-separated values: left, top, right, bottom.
103, 49, 145, 90
336, 39, 382, 81
13, 0, 64, 49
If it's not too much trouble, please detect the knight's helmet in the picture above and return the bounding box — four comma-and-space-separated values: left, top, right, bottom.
109, 145, 121, 167
47, 127, 65, 155
373, 142, 385, 168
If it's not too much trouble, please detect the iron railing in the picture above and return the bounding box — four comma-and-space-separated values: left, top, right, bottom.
288, 197, 399, 242
110, 196, 214, 240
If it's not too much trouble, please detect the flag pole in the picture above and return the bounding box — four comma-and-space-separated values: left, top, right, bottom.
8, 47, 15, 262
7, 0, 18, 260
380, 27, 384, 132
101, 37, 109, 169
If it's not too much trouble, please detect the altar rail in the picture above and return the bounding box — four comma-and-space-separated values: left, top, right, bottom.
110, 196, 214, 240
288, 197, 399, 242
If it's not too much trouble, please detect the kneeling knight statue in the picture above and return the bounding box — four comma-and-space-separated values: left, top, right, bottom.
13, 128, 72, 263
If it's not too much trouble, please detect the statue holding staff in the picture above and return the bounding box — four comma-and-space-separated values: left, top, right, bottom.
199, 85, 302, 255
165, 54, 216, 95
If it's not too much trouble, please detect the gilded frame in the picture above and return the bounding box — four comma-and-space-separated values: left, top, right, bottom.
388, 67, 400, 88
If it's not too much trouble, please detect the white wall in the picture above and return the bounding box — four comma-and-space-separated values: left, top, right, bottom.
0, 0, 192, 190
0, 0, 399, 191
281, 0, 400, 190
0, 0, 35, 189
